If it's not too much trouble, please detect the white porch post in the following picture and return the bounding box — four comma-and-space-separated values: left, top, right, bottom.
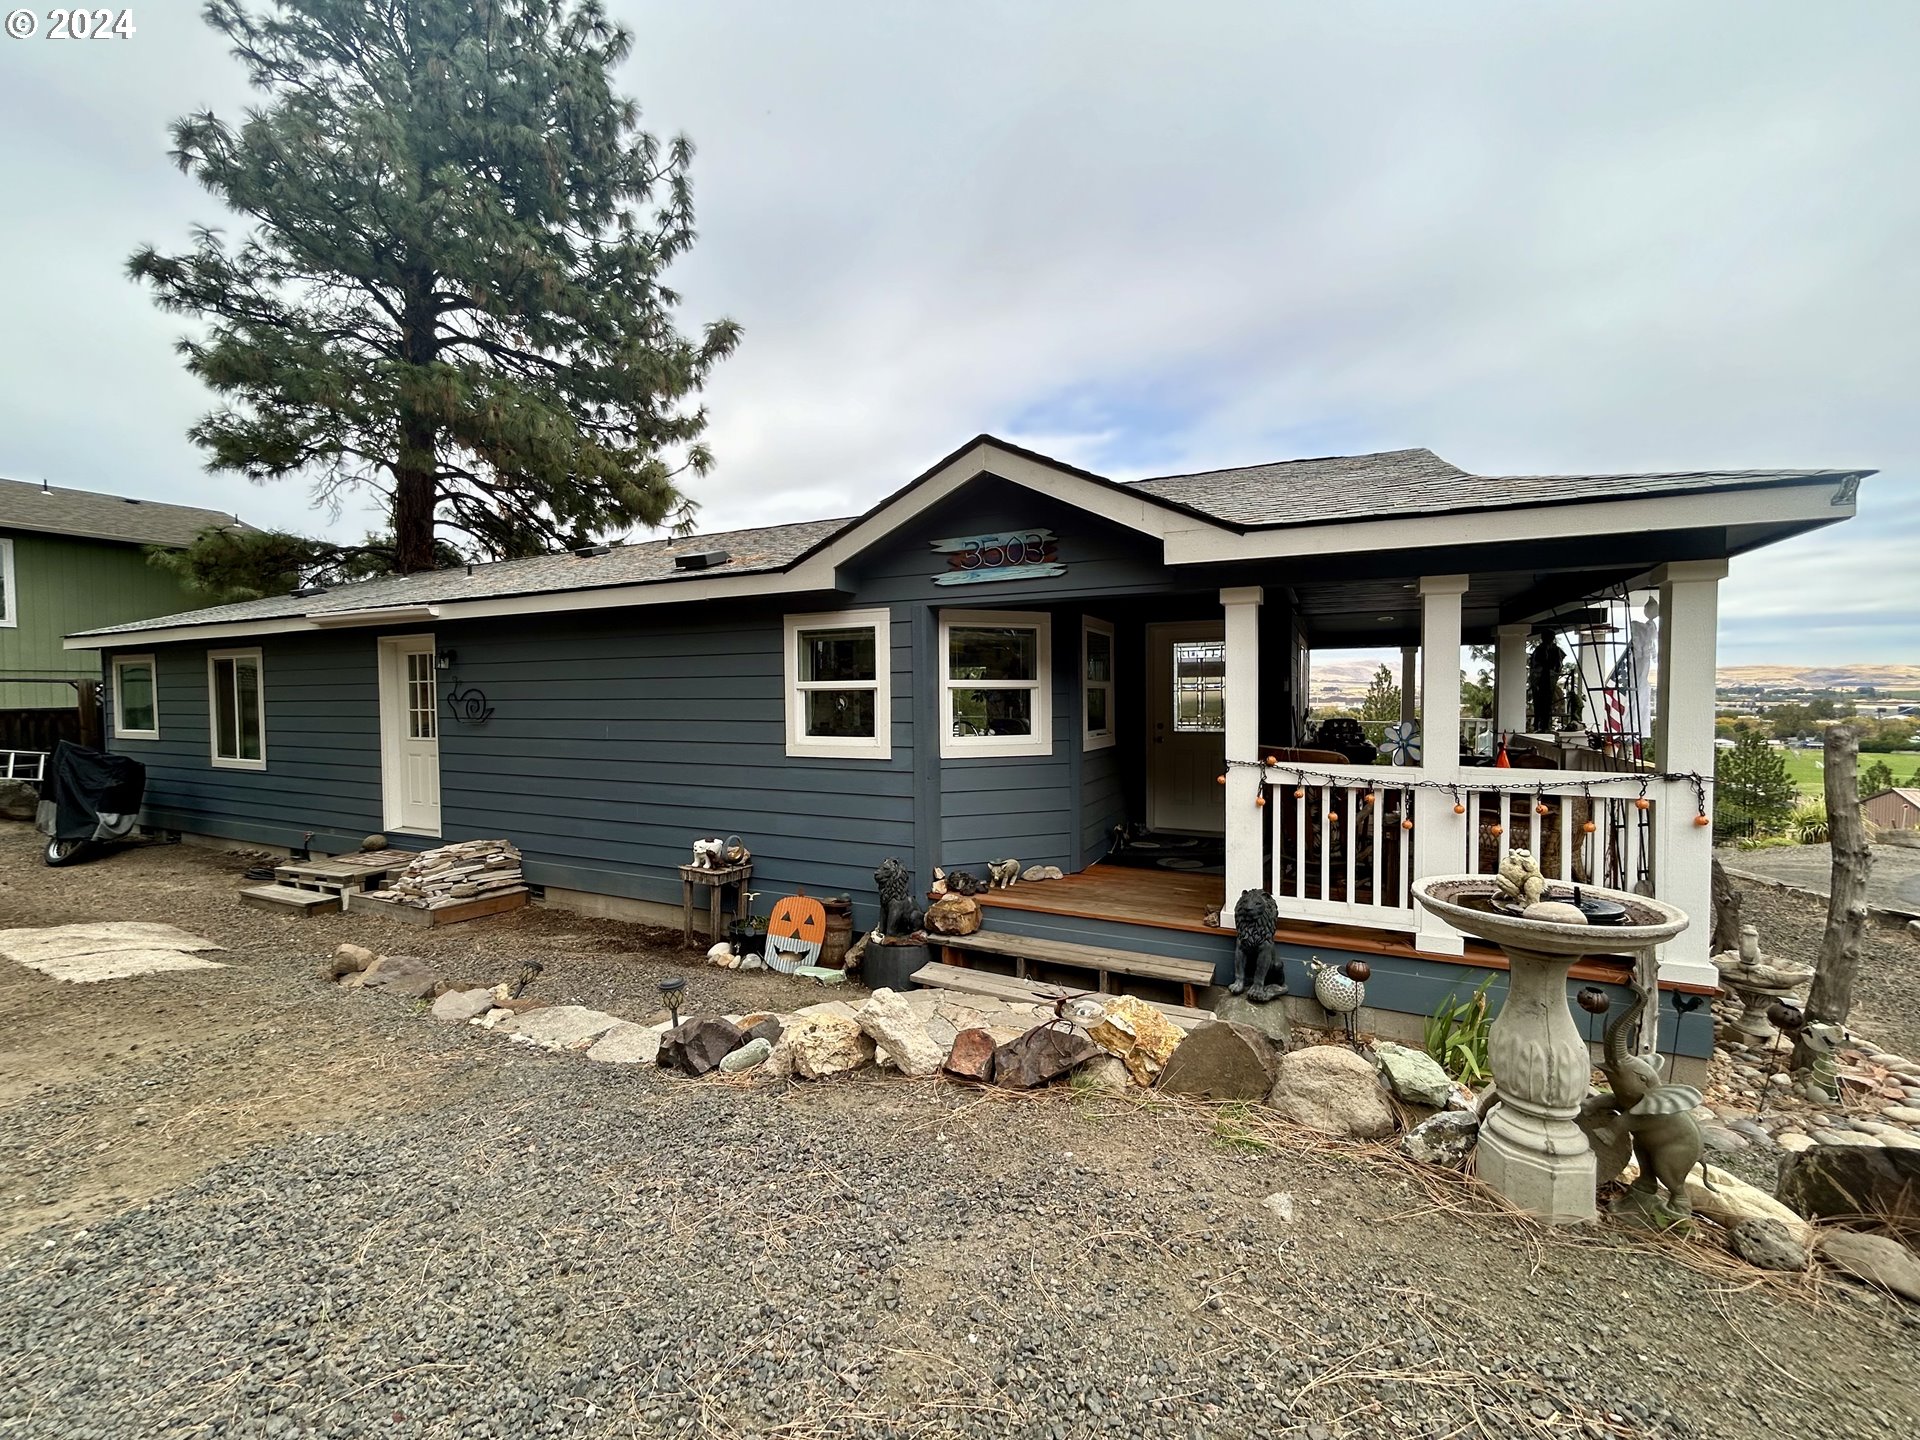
1414, 575, 1469, 955
1651, 560, 1726, 982
1399, 645, 1418, 728
1494, 623, 1529, 736
1221, 586, 1264, 904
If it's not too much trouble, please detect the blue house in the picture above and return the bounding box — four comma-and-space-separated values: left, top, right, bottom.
66, 436, 1870, 1071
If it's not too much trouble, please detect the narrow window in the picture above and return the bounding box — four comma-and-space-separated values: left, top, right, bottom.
784, 609, 891, 760
941, 610, 1052, 759
1083, 618, 1115, 751
208, 648, 266, 769
0, 538, 16, 627
112, 654, 159, 740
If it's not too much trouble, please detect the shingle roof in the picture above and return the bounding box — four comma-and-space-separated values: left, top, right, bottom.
72, 516, 849, 637
1128, 448, 1867, 528
0, 477, 243, 548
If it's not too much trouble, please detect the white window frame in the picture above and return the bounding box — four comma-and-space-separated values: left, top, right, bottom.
783, 608, 892, 760
207, 647, 267, 771
1082, 616, 1115, 752
111, 653, 160, 741
0, 538, 16, 628
939, 609, 1053, 760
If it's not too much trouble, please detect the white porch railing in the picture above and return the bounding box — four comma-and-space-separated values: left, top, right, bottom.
1, 750, 46, 783
1259, 762, 1697, 937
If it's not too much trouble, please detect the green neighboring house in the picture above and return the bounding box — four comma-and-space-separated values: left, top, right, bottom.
0, 478, 244, 712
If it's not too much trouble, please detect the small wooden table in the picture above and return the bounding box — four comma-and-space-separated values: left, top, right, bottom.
680, 861, 753, 946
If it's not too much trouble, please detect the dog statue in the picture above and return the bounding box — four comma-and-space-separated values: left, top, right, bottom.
873, 858, 925, 939
691, 837, 727, 869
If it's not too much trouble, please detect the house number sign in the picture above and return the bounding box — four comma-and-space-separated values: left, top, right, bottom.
929, 528, 1066, 586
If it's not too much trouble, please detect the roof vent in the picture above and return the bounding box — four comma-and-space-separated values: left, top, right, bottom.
291, 583, 328, 598
574, 543, 612, 558
673, 548, 730, 571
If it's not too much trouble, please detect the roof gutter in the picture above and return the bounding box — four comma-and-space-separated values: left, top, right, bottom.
306, 604, 439, 628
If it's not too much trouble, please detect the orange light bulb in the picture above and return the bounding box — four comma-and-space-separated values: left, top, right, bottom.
1401, 818, 1414, 831
1453, 803, 1466, 815
1294, 787, 1306, 800
1216, 774, 1228, 786
1255, 794, 1267, 808
1490, 823, 1504, 836
1634, 797, 1651, 811
1693, 813, 1711, 827
1582, 820, 1597, 834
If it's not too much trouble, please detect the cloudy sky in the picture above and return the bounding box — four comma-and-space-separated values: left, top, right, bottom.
1, 1, 1913, 664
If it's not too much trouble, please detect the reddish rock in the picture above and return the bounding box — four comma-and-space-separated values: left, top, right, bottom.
945, 1027, 998, 1082
994, 1026, 1100, 1089
658, 1017, 748, 1077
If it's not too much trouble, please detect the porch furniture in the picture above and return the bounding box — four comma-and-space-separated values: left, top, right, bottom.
934, 930, 1217, 1007
909, 961, 1212, 1030
679, 860, 753, 946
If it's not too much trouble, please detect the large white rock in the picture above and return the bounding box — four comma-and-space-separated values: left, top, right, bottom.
1621, 1159, 1814, 1247
856, 988, 944, 1077
501, 1005, 624, 1052
586, 1021, 667, 1065
1267, 1045, 1396, 1139
768, 1014, 874, 1080
429, 988, 494, 1023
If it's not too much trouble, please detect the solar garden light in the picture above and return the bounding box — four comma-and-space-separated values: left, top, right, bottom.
658, 976, 686, 1030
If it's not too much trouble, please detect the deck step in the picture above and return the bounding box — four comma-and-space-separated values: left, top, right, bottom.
909, 961, 1212, 1031
241, 884, 341, 914
936, 928, 1215, 990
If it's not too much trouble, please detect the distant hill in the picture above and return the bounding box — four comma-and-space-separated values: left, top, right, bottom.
1308, 657, 1920, 708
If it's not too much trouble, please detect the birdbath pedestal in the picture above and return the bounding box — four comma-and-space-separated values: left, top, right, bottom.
1412, 878, 1689, 1226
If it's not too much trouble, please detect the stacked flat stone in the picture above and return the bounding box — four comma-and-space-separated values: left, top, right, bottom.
365, 838, 524, 909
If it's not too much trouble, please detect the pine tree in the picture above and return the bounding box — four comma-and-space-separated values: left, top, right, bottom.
1713, 730, 1797, 838
1858, 759, 1896, 801
129, 0, 740, 579
1360, 663, 1402, 724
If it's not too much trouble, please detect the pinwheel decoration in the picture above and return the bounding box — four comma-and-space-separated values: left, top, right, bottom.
1382, 719, 1422, 766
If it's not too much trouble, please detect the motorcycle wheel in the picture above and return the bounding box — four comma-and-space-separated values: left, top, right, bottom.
43, 837, 88, 868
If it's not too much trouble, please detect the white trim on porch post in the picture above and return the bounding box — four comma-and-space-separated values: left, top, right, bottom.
1414, 575, 1469, 955
1399, 645, 1417, 728
1651, 559, 1726, 985
1222, 586, 1264, 905
1494, 623, 1529, 736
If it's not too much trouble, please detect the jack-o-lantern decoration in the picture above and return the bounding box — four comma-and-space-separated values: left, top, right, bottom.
765, 893, 827, 973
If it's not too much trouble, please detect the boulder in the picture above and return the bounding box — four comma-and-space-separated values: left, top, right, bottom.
1624, 1161, 1813, 1248
1818, 1231, 1920, 1302
1729, 1218, 1810, 1272
994, 1026, 1100, 1089
1086, 995, 1184, 1086
1401, 1110, 1479, 1167
719, 1037, 773, 1074
356, 954, 437, 999
1372, 1041, 1452, 1108
502, 1004, 624, 1052
1267, 1045, 1395, 1139
360, 834, 389, 851
1077, 1055, 1134, 1093
856, 988, 944, 1077
944, 1028, 998, 1083
658, 1017, 748, 1077
1777, 1146, 1920, 1243
0, 779, 39, 822
429, 988, 494, 1023
769, 1014, 874, 1080
585, 1022, 666, 1065
923, 894, 983, 937
323, 942, 379, 980
1157, 1022, 1281, 1102
745, 1017, 784, 1047
1211, 994, 1295, 1051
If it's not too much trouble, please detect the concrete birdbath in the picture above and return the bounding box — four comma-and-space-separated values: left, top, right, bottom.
1411, 876, 1689, 1225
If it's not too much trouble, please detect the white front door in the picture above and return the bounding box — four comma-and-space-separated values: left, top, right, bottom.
1147, 622, 1225, 834
379, 635, 441, 835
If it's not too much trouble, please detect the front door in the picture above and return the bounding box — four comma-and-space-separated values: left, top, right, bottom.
1147, 622, 1225, 834
379, 635, 441, 835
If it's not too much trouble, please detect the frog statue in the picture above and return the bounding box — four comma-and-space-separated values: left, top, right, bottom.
1577, 979, 1705, 1223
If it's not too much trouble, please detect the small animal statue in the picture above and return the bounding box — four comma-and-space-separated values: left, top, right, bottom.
1229, 888, 1282, 1002
1492, 848, 1547, 908
945, 868, 987, 896
1791, 1022, 1846, 1102
1578, 980, 1704, 1222
691, 836, 727, 869
872, 858, 925, 939
1307, 955, 1368, 1048
988, 858, 1021, 890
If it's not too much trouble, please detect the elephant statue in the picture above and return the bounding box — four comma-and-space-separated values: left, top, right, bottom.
1577, 980, 1704, 1222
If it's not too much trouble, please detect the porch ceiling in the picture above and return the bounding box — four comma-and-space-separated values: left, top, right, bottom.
1293, 566, 1641, 646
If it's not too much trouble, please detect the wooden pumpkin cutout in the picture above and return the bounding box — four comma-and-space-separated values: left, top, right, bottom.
765, 892, 827, 972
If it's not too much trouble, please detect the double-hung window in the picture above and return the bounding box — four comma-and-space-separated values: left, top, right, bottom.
940, 610, 1052, 758
112, 654, 159, 740
1082, 617, 1115, 751
784, 609, 891, 759
208, 648, 266, 770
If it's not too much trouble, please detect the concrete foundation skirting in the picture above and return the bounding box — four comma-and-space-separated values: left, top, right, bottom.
536, 885, 684, 930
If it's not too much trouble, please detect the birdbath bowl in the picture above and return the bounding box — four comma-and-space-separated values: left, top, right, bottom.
1412, 877, 1689, 1225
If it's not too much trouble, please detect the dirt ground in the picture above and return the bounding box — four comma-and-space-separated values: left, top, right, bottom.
3, 824, 1919, 1440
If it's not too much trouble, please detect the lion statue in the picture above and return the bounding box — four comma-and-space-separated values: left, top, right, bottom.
1231, 888, 1282, 1002
873, 858, 925, 939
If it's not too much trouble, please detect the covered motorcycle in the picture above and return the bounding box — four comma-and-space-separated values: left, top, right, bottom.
34, 741, 146, 867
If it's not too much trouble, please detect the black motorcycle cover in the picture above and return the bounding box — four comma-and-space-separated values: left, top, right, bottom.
35, 741, 146, 843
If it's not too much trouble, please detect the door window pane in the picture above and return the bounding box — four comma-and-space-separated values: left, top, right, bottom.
406, 651, 437, 740
1172, 640, 1225, 733
949, 627, 1037, 682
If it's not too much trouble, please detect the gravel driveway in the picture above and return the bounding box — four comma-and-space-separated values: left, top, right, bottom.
2, 824, 1918, 1439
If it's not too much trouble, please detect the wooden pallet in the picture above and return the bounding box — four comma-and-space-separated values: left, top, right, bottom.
935, 930, 1216, 1007
909, 961, 1212, 1031
241, 884, 340, 916
274, 857, 402, 899
344, 887, 528, 928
